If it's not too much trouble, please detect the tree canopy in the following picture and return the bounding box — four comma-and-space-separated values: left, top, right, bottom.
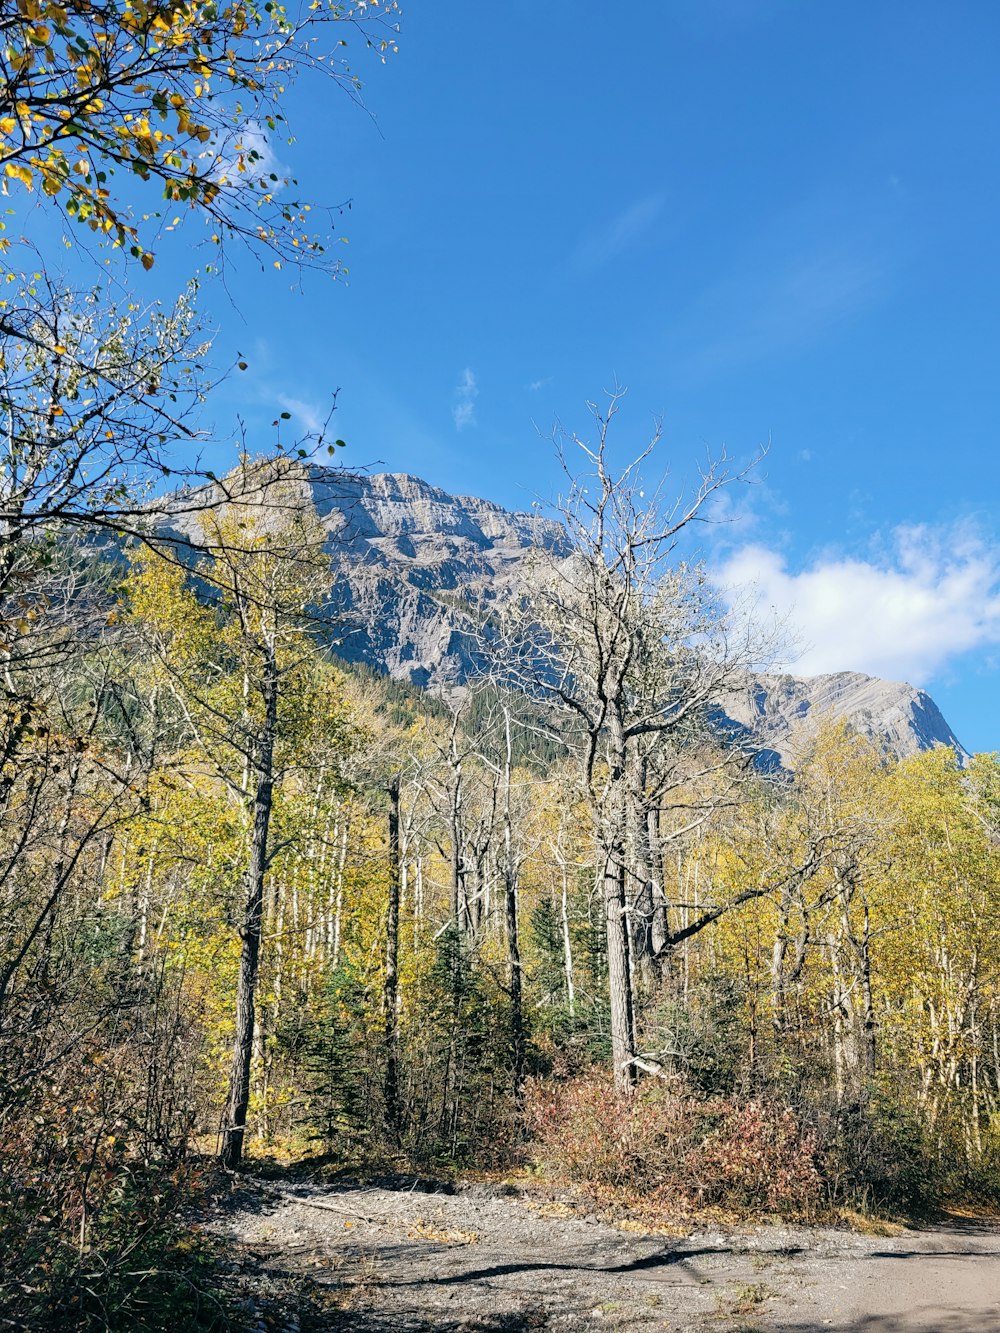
1, 0, 399, 269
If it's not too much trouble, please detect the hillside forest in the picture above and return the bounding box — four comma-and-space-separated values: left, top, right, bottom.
2, 2, 1000, 1329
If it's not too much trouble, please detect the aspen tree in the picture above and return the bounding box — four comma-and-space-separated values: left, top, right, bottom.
127, 461, 352, 1167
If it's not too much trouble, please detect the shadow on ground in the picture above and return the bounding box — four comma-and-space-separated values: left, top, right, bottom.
773, 1318, 1000, 1333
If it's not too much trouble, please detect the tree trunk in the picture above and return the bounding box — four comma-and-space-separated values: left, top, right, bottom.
384, 772, 401, 1139
647, 804, 668, 958
835, 871, 877, 1096
605, 846, 637, 1092
858, 900, 877, 1083
560, 862, 576, 1019
221, 643, 277, 1170
448, 727, 467, 934
501, 708, 525, 1100
603, 710, 637, 1093
331, 813, 349, 968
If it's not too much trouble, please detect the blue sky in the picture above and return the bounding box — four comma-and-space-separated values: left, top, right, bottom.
23, 1, 1000, 751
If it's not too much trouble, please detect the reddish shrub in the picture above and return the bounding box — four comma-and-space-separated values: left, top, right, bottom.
688, 1098, 820, 1216
524, 1073, 698, 1191
524, 1074, 821, 1218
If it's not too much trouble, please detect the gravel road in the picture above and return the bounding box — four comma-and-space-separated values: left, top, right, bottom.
214, 1176, 1000, 1332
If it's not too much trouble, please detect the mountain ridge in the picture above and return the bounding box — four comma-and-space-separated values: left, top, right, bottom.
164, 465, 969, 764
718, 669, 968, 768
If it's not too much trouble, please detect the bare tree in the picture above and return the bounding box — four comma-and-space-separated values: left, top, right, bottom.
497, 391, 807, 1091
384, 770, 402, 1138
468, 690, 535, 1099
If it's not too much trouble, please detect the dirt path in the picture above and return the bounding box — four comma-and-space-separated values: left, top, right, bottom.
214, 1176, 1000, 1332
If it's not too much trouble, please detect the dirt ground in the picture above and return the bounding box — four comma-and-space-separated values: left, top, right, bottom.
212, 1174, 1000, 1332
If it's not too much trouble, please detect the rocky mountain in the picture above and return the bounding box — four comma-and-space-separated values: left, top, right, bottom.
309, 469, 569, 690
163, 466, 569, 688
165, 466, 969, 764
719, 671, 968, 768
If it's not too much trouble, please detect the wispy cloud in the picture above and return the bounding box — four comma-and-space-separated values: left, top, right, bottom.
571, 193, 666, 273
673, 247, 882, 383
528, 376, 552, 393
277, 393, 325, 436
702, 475, 790, 552
715, 525, 1000, 685
452, 368, 478, 432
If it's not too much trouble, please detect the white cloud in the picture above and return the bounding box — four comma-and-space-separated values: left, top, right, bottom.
277, 393, 324, 436
571, 193, 666, 272
208, 119, 286, 187
715, 525, 1000, 685
528, 376, 552, 393
452, 367, 478, 431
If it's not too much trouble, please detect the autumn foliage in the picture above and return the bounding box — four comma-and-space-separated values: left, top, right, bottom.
525, 1075, 822, 1218
0, 0, 399, 267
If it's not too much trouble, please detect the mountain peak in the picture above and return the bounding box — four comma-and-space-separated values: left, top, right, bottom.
302, 467, 568, 556
719, 670, 968, 767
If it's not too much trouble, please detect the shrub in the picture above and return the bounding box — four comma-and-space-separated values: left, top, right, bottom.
691, 1098, 820, 1216
525, 1072, 699, 1192
525, 1073, 821, 1218
0, 974, 228, 1329
0, 1147, 229, 1331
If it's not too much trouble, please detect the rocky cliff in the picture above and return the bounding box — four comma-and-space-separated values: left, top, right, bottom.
310, 469, 569, 690
718, 671, 968, 768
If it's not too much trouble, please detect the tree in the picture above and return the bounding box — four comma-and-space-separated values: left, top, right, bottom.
0, 0, 399, 270
383, 768, 401, 1135
793, 727, 891, 1100
881, 747, 1000, 1165
0, 272, 216, 982
466, 689, 534, 1099
127, 460, 354, 1167
502, 392, 815, 1091
0, 268, 211, 545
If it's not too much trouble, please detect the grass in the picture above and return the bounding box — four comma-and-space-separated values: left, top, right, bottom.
715, 1282, 773, 1320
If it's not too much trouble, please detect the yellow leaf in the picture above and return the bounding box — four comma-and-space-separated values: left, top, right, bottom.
4, 163, 33, 189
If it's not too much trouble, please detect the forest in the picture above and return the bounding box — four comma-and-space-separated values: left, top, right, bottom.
2, 430, 999, 1326
2, 2, 1000, 1329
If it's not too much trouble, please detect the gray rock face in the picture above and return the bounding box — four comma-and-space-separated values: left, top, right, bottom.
719, 671, 968, 767
310, 469, 568, 691
166, 465, 968, 763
